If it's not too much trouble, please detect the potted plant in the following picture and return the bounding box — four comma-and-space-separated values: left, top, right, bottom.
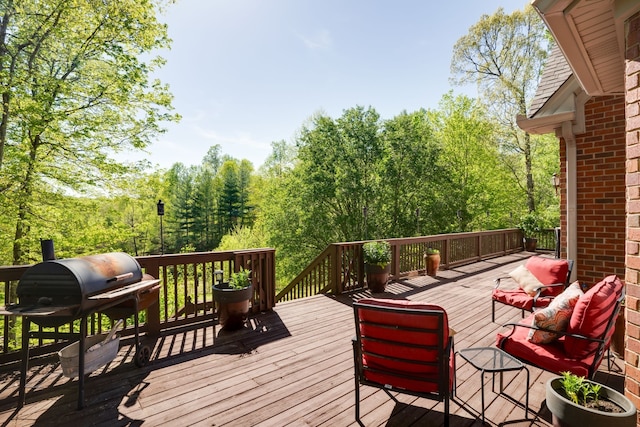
362, 240, 391, 293
212, 268, 253, 330
518, 212, 541, 252
546, 372, 636, 427
424, 247, 441, 277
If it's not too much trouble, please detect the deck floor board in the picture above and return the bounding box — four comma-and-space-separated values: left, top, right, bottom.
0, 252, 625, 426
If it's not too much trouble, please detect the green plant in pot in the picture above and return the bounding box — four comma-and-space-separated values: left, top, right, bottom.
518, 212, 541, 252
424, 247, 441, 277
212, 268, 253, 330
362, 240, 391, 293
545, 371, 636, 427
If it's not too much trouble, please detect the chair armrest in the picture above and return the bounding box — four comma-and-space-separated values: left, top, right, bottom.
499, 322, 605, 344
493, 277, 512, 289
531, 282, 564, 293
531, 282, 565, 306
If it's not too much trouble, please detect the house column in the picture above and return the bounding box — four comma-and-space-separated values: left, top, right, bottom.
561, 121, 578, 281
624, 10, 640, 410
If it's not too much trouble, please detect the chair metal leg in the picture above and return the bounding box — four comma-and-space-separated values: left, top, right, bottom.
444, 394, 450, 427
355, 381, 360, 422
353, 339, 361, 423
492, 299, 496, 322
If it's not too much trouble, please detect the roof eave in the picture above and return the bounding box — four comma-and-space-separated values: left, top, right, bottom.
531, 0, 604, 95
517, 111, 575, 135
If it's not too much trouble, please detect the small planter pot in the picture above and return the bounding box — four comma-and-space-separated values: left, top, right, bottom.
611, 309, 626, 360
365, 264, 390, 293
424, 253, 441, 277
546, 377, 636, 427
524, 237, 537, 252
212, 283, 253, 330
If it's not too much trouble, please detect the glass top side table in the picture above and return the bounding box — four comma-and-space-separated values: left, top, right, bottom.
456, 347, 530, 424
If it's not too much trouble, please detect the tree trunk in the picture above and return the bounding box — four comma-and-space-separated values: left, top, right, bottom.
524, 132, 536, 212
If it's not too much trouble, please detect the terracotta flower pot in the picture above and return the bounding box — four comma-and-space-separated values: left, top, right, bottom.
611, 309, 626, 360
424, 253, 441, 277
365, 264, 390, 293
212, 283, 253, 330
524, 237, 537, 252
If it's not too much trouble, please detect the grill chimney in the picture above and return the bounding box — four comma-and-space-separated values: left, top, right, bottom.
40, 239, 56, 261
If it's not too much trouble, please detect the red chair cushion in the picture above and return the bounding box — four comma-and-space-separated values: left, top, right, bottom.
495, 316, 592, 377
492, 288, 553, 311
524, 257, 569, 296
564, 275, 623, 358
357, 298, 452, 393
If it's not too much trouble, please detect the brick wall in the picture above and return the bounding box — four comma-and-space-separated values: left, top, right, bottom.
626, 9, 640, 413
558, 95, 626, 286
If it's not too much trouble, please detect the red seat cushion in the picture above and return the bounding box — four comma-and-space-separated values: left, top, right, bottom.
524, 257, 569, 296
492, 288, 553, 310
564, 275, 623, 358
495, 316, 592, 377
356, 298, 453, 393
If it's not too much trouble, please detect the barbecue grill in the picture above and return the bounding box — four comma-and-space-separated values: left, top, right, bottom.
0, 252, 160, 409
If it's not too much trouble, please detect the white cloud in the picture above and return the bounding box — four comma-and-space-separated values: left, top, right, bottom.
298, 29, 332, 50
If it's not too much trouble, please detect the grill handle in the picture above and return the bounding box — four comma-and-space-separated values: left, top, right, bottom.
106, 272, 134, 283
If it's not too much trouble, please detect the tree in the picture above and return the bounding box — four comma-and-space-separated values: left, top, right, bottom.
450, 5, 548, 213
0, 0, 177, 264
429, 92, 518, 231
378, 110, 445, 237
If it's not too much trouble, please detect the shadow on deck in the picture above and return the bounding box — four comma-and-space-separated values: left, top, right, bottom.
0, 252, 626, 427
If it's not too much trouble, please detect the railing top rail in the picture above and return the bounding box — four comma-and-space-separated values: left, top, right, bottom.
135, 248, 275, 263
332, 229, 521, 246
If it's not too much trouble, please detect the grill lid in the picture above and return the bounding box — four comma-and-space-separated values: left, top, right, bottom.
17, 252, 143, 309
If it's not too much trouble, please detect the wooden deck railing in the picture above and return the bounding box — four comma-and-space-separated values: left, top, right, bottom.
0, 230, 529, 361
275, 229, 524, 302
0, 249, 276, 360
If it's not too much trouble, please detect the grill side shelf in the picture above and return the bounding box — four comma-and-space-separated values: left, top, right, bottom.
87, 279, 160, 300
0, 304, 80, 316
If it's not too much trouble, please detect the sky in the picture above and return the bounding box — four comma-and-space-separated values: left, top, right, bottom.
125, 0, 526, 171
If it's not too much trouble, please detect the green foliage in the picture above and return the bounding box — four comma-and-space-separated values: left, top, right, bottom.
450, 5, 550, 214
426, 247, 440, 255
229, 268, 252, 290
518, 212, 544, 237
362, 241, 391, 267
429, 92, 520, 232
217, 226, 268, 252
559, 372, 602, 407
0, 0, 178, 264
0, 3, 562, 292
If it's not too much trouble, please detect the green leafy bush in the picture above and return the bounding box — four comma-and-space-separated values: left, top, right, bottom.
229, 268, 252, 290
362, 241, 391, 267
559, 371, 601, 407
518, 212, 542, 237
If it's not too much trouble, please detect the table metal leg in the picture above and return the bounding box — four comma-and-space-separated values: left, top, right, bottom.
480, 368, 486, 424
524, 366, 530, 419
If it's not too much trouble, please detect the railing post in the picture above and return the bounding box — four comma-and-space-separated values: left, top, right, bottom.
332, 244, 341, 294
391, 242, 401, 279
142, 259, 161, 337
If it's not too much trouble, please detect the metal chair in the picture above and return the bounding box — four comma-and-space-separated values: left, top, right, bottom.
496, 275, 624, 379
352, 298, 454, 427
491, 258, 574, 322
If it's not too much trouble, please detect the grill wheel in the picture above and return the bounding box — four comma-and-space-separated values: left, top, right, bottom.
135, 345, 151, 367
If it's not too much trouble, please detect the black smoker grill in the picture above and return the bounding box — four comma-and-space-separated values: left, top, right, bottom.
0, 252, 160, 409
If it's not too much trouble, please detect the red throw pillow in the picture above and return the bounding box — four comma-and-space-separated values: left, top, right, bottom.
564, 275, 623, 359
524, 257, 569, 286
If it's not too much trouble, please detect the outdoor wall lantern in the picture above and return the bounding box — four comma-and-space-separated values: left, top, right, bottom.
551, 173, 561, 195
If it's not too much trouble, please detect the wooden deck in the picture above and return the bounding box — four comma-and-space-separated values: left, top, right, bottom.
0, 253, 625, 426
